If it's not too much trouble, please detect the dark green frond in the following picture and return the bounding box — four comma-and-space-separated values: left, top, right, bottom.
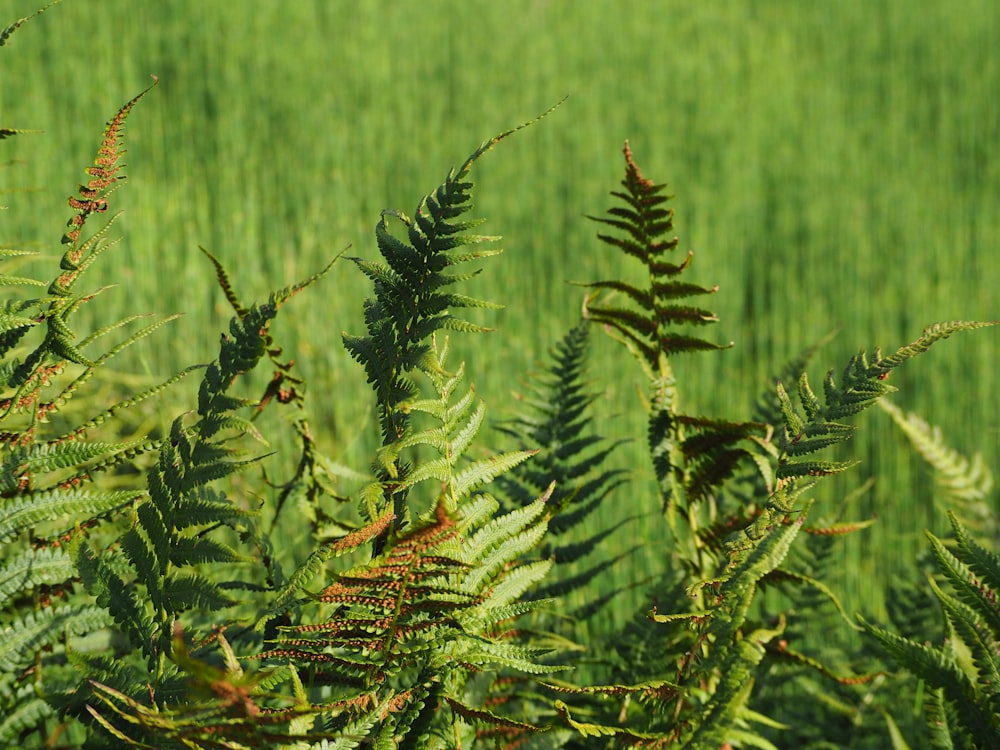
861, 513, 1000, 746
860, 615, 994, 738
162, 571, 239, 611
947, 512, 1000, 595
773, 325, 996, 492
343, 108, 561, 532
927, 525, 1000, 638
583, 141, 727, 369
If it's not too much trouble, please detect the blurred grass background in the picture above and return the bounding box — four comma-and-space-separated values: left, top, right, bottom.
2, 0, 998, 631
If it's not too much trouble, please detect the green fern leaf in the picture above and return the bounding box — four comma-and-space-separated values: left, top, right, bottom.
928, 577, 1000, 697
0, 439, 149, 491
880, 401, 994, 530
460, 639, 564, 675
166, 486, 255, 530
555, 699, 667, 742
683, 641, 766, 750
0, 546, 75, 609
168, 536, 251, 567
343, 106, 561, 511
0, 0, 62, 47
74, 539, 154, 652
463, 522, 549, 595
926, 526, 1000, 639
0, 275, 47, 289
120, 526, 163, 609
0, 687, 55, 744
162, 571, 238, 611
947, 512, 1000, 594
463, 494, 550, 569
474, 559, 553, 613
0, 488, 138, 542
0, 603, 112, 672
720, 510, 809, 610
776, 458, 858, 479
452, 449, 537, 500
860, 615, 995, 740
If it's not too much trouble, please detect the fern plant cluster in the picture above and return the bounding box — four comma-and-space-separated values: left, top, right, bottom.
3, 6, 1000, 749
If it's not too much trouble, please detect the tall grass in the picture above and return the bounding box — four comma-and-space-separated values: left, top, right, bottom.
2, 0, 997, 626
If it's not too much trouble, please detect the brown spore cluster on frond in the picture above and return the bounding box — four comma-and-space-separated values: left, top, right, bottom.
58, 76, 158, 278
258, 501, 478, 684
623, 140, 652, 183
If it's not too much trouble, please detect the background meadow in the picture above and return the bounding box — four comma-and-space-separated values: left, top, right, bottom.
2, 0, 998, 629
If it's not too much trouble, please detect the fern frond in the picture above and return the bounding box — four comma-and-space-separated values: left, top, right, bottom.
861, 512, 1000, 746
928, 577, 1000, 697
927, 523, 1000, 639
463, 494, 550, 573
472, 582, 552, 624
0, 687, 56, 745
162, 571, 239, 611
0, 274, 47, 289
343, 109, 560, 539
583, 141, 728, 374
860, 615, 994, 737
0, 488, 138, 542
879, 400, 995, 532
164, 485, 255, 530
59, 78, 156, 260
0, 603, 112, 672
0, 0, 61, 47
74, 539, 154, 651
495, 319, 628, 532
0, 546, 75, 609
0, 439, 150, 491
773, 323, 997, 495
679, 415, 772, 504
554, 699, 670, 743
682, 637, 770, 750
258, 510, 396, 629
946, 512, 1000, 595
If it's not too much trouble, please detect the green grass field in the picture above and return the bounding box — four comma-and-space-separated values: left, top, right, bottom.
3, 0, 998, 627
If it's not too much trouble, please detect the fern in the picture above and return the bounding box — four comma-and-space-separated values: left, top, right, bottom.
0, 0, 60, 49
84, 627, 341, 749
552, 143, 997, 748
258, 338, 556, 747
582, 141, 729, 370
0, 72, 226, 744
495, 319, 628, 539
4, 11, 998, 745
879, 399, 996, 536
582, 142, 771, 576
75, 265, 332, 689
342, 104, 560, 550
860, 515, 1000, 746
